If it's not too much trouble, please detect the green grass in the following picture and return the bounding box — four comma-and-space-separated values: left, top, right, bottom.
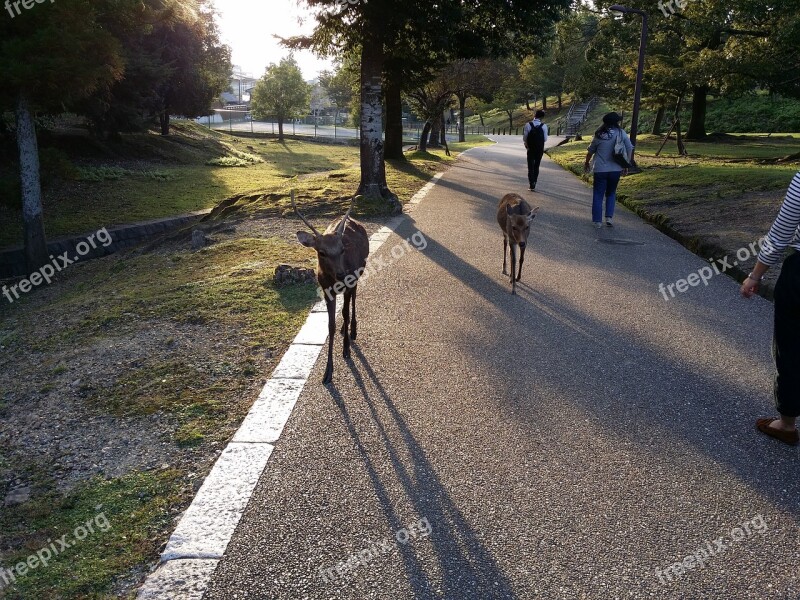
0, 123, 487, 248
547, 133, 800, 206
0, 469, 188, 599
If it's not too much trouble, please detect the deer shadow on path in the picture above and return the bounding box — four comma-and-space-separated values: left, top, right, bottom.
325, 346, 518, 600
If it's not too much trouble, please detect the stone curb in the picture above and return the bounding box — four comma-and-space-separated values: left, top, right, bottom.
135, 171, 447, 599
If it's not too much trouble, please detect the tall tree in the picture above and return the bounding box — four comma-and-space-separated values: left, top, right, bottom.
152, 0, 231, 135
0, 0, 124, 271
251, 57, 312, 141
290, 0, 570, 209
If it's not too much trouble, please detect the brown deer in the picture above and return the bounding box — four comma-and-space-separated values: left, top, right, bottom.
293, 191, 369, 384
497, 193, 539, 295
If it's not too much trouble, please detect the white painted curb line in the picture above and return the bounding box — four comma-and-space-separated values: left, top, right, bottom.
136, 172, 445, 599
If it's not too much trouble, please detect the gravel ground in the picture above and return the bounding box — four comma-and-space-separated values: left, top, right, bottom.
204, 137, 800, 600
0, 210, 386, 507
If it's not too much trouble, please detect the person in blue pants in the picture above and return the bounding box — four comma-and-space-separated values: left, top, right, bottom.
583, 112, 633, 228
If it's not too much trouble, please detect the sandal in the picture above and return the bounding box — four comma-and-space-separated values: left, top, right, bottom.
756, 417, 799, 446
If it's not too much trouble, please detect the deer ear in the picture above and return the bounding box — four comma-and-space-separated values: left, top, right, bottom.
528, 207, 540, 220
296, 231, 316, 248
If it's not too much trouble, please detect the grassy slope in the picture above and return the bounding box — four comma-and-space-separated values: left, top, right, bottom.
0, 129, 492, 598
547, 133, 800, 292
0, 126, 493, 248
463, 95, 575, 131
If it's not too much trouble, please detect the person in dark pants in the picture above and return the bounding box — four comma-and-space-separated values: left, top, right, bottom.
523, 110, 548, 191
742, 172, 800, 446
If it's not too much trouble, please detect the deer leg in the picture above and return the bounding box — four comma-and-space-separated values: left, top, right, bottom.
511, 245, 518, 293
517, 245, 525, 281
502, 237, 508, 275
349, 286, 358, 340
323, 296, 336, 384
340, 290, 350, 336
342, 288, 353, 359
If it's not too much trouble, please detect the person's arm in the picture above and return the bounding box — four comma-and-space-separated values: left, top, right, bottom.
542, 123, 549, 142
523, 123, 529, 149
584, 137, 598, 170
742, 173, 800, 297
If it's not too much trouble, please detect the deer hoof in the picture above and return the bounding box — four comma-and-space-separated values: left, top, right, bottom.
322, 365, 333, 384
343, 347, 351, 359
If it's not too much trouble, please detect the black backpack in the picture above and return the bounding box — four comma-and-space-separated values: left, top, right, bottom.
526, 121, 545, 150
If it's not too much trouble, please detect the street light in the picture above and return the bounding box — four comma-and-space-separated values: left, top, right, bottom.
609, 4, 648, 170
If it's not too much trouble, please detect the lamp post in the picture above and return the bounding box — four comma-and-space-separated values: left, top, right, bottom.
609, 4, 648, 170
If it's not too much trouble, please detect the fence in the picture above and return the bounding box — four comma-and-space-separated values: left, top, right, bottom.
199, 108, 524, 142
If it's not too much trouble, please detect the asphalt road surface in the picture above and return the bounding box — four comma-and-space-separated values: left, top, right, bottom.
204, 136, 800, 600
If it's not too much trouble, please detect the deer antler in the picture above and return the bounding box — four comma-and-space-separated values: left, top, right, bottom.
291, 190, 320, 236
337, 195, 359, 235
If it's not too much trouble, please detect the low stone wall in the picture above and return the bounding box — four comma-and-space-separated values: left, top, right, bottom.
0, 211, 209, 279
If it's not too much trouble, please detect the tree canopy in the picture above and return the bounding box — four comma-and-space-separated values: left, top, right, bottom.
251, 57, 312, 141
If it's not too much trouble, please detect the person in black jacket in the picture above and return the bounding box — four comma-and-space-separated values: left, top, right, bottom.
523, 110, 548, 191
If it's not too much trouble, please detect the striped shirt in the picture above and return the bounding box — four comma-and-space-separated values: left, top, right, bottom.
758, 172, 800, 266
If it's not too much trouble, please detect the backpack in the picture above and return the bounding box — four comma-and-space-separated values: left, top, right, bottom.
526, 121, 545, 151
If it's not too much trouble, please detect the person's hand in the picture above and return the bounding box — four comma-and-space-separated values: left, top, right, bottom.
741, 276, 759, 298
622, 168, 629, 176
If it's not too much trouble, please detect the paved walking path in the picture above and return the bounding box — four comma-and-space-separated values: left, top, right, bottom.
204, 136, 799, 599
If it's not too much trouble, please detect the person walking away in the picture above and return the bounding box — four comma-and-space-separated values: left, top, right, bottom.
741, 172, 800, 446
523, 110, 548, 191
583, 112, 633, 228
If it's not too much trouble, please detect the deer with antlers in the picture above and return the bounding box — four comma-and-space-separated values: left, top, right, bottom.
292, 191, 369, 384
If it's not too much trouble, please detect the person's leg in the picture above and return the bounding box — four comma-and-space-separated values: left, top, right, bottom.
604, 170, 622, 219
532, 151, 544, 186
592, 172, 608, 224
527, 149, 536, 188
772, 252, 800, 428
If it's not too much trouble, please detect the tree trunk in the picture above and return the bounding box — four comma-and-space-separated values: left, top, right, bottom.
506, 110, 513, 131
428, 115, 441, 147
458, 94, 466, 142
160, 110, 170, 136
383, 72, 404, 160
357, 36, 396, 208
419, 121, 431, 152
277, 118, 284, 141
686, 85, 708, 140
652, 105, 666, 135
525, 101, 531, 111
478, 112, 485, 126
16, 93, 49, 272
557, 94, 562, 109
675, 94, 687, 156
542, 96, 548, 110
